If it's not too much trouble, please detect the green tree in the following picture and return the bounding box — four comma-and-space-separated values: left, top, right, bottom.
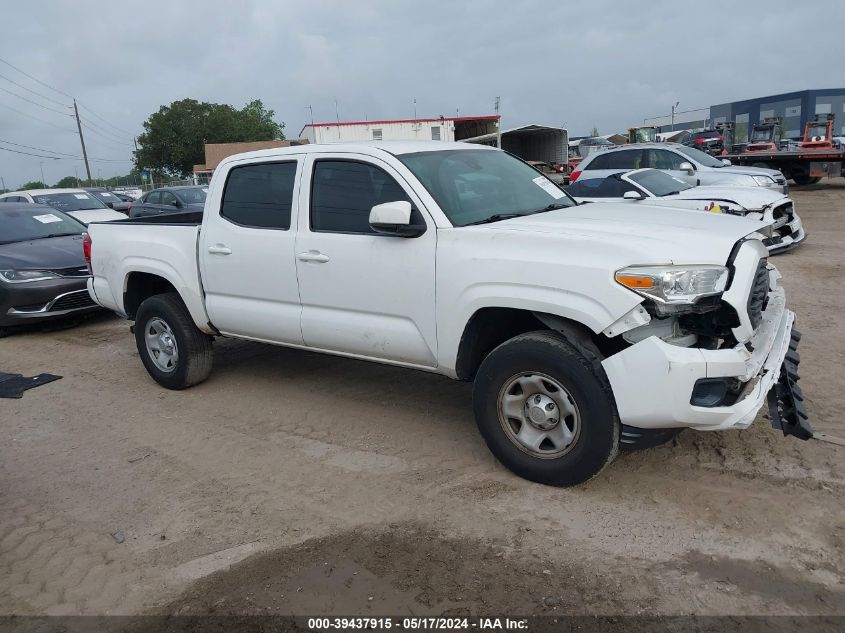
54, 175, 81, 188
21, 181, 47, 190
134, 98, 284, 177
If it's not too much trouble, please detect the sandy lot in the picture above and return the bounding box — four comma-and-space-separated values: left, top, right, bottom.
1, 182, 843, 619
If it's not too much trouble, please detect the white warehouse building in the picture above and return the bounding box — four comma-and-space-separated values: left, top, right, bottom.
300, 115, 501, 143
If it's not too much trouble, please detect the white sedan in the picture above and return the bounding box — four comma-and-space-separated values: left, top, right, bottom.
564, 168, 805, 254
0, 188, 126, 225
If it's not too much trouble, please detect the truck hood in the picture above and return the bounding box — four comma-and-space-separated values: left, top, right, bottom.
666, 186, 787, 210
475, 202, 767, 265
0, 234, 86, 270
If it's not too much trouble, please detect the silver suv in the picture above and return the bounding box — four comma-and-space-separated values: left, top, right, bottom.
572, 142, 788, 193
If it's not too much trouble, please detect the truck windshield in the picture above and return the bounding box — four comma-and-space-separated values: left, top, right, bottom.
627, 169, 693, 196
32, 192, 109, 211
0, 207, 85, 244
398, 149, 576, 226
675, 145, 726, 168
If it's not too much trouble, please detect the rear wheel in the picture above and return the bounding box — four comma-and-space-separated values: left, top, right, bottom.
792, 171, 812, 186
472, 330, 620, 486
134, 292, 213, 389
751, 161, 770, 169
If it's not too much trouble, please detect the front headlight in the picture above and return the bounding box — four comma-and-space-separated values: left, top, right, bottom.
615, 265, 729, 305
752, 175, 776, 186
0, 270, 59, 283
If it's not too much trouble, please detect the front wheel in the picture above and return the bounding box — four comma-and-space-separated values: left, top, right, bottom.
134, 292, 213, 389
472, 330, 620, 486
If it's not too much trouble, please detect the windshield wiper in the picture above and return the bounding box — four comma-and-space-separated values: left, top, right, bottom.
26, 233, 78, 241
661, 191, 681, 197
531, 203, 570, 213
463, 213, 527, 226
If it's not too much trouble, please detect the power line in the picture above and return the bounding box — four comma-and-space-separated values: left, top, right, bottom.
79, 121, 135, 148
0, 85, 74, 116
0, 55, 73, 100
0, 72, 71, 108
0, 101, 77, 133
78, 115, 134, 143
0, 144, 63, 160
0, 142, 131, 164
0, 138, 80, 157
76, 101, 134, 137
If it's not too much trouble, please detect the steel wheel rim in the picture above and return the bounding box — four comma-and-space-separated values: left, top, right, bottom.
144, 317, 179, 373
497, 372, 581, 459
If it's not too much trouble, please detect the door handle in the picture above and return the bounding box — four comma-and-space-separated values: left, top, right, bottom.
296, 251, 330, 263
207, 245, 232, 255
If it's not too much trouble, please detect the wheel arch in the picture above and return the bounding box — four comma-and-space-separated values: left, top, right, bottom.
454, 307, 608, 381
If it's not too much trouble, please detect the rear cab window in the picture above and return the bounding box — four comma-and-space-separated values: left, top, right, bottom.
220, 162, 297, 229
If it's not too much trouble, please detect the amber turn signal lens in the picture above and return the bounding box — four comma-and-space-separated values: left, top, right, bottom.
615, 273, 654, 289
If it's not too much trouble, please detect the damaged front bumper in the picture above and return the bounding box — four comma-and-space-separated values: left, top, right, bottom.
602, 285, 811, 438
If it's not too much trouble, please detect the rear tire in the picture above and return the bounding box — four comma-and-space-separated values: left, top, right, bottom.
134, 292, 213, 389
792, 171, 812, 186
751, 162, 769, 169
472, 330, 620, 486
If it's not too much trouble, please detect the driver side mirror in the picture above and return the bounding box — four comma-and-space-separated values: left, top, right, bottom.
679, 161, 695, 176
623, 190, 645, 200
721, 158, 731, 166
369, 201, 426, 238
106, 202, 115, 209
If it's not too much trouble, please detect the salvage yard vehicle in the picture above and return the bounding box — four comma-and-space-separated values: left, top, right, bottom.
0, 188, 126, 225
679, 129, 724, 156
571, 142, 789, 193
526, 160, 566, 185
129, 185, 208, 218
0, 203, 99, 337
84, 187, 132, 214
85, 141, 810, 486
565, 168, 805, 254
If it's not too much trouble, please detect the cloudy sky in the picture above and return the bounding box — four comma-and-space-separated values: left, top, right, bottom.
1, 0, 843, 188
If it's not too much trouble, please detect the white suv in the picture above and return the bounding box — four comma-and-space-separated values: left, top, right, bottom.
571, 143, 788, 193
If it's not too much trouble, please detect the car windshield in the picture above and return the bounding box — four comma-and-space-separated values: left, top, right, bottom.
675, 145, 726, 168
398, 149, 576, 226
31, 192, 108, 211
627, 169, 694, 196
91, 191, 122, 203
178, 188, 208, 204
751, 129, 773, 141
0, 207, 85, 244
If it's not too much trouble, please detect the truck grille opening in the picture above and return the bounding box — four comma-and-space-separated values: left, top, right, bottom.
747, 259, 770, 329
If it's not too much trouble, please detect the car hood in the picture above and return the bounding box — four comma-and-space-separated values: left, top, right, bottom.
717, 165, 783, 179
666, 186, 787, 210
0, 234, 86, 270
474, 202, 768, 265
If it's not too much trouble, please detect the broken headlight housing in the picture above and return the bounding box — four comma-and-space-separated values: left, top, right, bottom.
615, 265, 729, 315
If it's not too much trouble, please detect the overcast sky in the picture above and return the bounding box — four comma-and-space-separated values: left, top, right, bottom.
1, 0, 843, 188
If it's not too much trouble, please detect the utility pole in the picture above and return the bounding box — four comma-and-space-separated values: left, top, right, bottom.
73, 99, 92, 182
494, 97, 501, 148
39, 162, 45, 185
671, 101, 680, 132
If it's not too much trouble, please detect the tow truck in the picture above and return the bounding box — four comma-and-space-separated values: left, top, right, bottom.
744, 117, 783, 153
721, 114, 844, 185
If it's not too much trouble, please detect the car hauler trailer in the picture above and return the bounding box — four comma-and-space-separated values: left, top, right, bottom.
463, 124, 569, 172
723, 114, 845, 185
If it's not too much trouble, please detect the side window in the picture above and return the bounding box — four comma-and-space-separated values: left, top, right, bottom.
565, 178, 611, 197
586, 150, 643, 170
220, 162, 297, 230
147, 191, 161, 205
311, 160, 412, 234
160, 191, 178, 206
648, 150, 685, 170
372, 129, 383, 141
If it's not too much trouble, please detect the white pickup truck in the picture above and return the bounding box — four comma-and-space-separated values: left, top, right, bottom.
85, 141, 811, 486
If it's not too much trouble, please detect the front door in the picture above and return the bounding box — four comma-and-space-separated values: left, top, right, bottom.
295, 154, 438, 367
647, 149, 698, 185
199, 158, 304, 344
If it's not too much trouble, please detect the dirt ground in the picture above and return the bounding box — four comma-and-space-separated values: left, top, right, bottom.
1, 181, 843, 619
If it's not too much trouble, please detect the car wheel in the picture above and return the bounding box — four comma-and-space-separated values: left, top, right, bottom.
792, 172, 812, 186
472, 330, 620, 486
134, 292, 213, 389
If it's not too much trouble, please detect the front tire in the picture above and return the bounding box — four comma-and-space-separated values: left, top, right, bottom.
134, 292, 213, 389
472, 330, 620, 486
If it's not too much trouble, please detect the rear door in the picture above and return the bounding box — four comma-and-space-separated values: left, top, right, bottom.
294, 153, 438, 366
134, 191, 161, 217
199, 158, 304, 344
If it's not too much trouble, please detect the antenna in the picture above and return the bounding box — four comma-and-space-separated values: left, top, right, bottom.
334, 99, 340, 124
305, 105, 314, 126
494, 96, 500, 114
413, 98, 417, 120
